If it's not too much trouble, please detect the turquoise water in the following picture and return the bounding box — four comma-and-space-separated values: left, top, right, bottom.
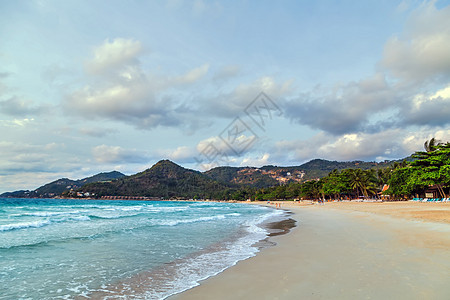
0, 198, 282, 299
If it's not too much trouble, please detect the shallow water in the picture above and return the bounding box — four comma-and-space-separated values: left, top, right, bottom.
0, 198, 283, 299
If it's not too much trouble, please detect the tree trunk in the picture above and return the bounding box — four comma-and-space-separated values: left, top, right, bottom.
437, 184, 446, 198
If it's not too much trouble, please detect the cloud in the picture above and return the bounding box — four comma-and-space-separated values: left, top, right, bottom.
86, 38, 143, 74
401, 85, 450, 127
239, 153, 271, 167
65, 38, 213, 130
175, 64, 209, 84
0, 142, 90, 193
316, 131, 405, 161
282, 2, 450, 138
204, 76, 293, 119
155, 146, 197, 164
284, 73, 398, 135
0, 172, 68, 194
92, 144, 150, 164
0, 97, 45, 117
213, 65, 241, 82
273, 132, 397, 163
381, 2, 450, 82
0, 118, 35, 128
41, 64, 75, 86
401, 128, 450, 154
0, 142, 77, 175
273, 128, 450, 164
79, 127, 117, 138
196, 136, 237, 157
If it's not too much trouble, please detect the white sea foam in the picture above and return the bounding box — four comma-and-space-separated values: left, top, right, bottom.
157, 215, 226, 226
0, 200, 287, 300
20, 211, 81, 217
88, 213, 141, 219
0, 219, 53, 231
156, 212, 242, 227
137, 208, 286, 299
147, 206, 189, 213
0, 215, 91, 232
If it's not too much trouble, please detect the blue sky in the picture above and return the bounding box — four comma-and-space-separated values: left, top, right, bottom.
1, 0, 450, 193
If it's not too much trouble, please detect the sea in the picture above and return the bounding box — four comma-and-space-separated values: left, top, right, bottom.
0, 198, 286, 299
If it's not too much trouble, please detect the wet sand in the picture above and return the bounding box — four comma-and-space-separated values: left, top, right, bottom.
170, 202, 450, 300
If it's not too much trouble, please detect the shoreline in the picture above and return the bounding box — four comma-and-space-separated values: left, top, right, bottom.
170, 201, 450, 300
76, 202, 292, 300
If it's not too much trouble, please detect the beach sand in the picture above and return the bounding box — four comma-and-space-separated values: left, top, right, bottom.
170, 201, 450, 300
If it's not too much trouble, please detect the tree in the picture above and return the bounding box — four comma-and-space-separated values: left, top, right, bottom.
409, 142, 450, 198
387, 167, 416, 199
424, 138, 442, 152
300, 180, 323, 200
322, 169, 350, 199
347, 169, 377, 198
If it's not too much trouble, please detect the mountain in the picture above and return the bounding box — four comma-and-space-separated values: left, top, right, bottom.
294, 158, 397, 179
1, 171, 125, 198
205, 158, 404, 188
79, 160, 233, 199
2, 157, 411, 199
204, 166, 278, 188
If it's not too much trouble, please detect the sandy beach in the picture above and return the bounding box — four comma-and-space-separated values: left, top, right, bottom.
170, 201, 450, 300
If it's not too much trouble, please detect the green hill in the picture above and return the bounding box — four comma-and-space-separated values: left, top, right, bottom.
204, 166, 278, 188
79, 160, 233, 199
1, 171, 125, 198
2, 157, 412, 199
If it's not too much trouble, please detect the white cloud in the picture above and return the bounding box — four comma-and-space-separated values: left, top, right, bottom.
0, 97, 45, 116
175, 64, 209, 84
86, 38, 143, 74
284, 73, 397, 135
155, 146, 197, 164
196, 136, 234, 156
0, 140, 95, 192
79, 127, 117, 138
204, 76, 293, 118
0, 118, 35, 127
239, 153, 270, 167
213, 65, 240, 82
0, 141, 80, 183
92, 144, 150, 164
402, 84, 450, 127
273, 127, 450, 164
381, 2, 450, 82
66, 38, 214, 130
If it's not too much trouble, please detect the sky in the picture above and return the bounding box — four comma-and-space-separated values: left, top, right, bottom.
1, 0, 450, 193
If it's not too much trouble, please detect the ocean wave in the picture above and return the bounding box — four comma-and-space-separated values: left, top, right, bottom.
0, 215, 91, 232
0, 219, 53, 231
0, 226, 128, 249
88, 213, 141, 220
13, 211, 81, 217
146, 206, 189, 213
95, 210, 275, 300
156, 212, 240, 227
119, 206, 144, 211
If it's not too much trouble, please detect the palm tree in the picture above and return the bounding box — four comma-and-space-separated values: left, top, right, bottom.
424, 138, 442, 152
348, 169, 376, 199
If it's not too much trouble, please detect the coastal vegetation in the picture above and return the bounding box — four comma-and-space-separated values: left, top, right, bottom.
75, 139, 448, 201
245, 140, 449, 201
2, 140, 448, 202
